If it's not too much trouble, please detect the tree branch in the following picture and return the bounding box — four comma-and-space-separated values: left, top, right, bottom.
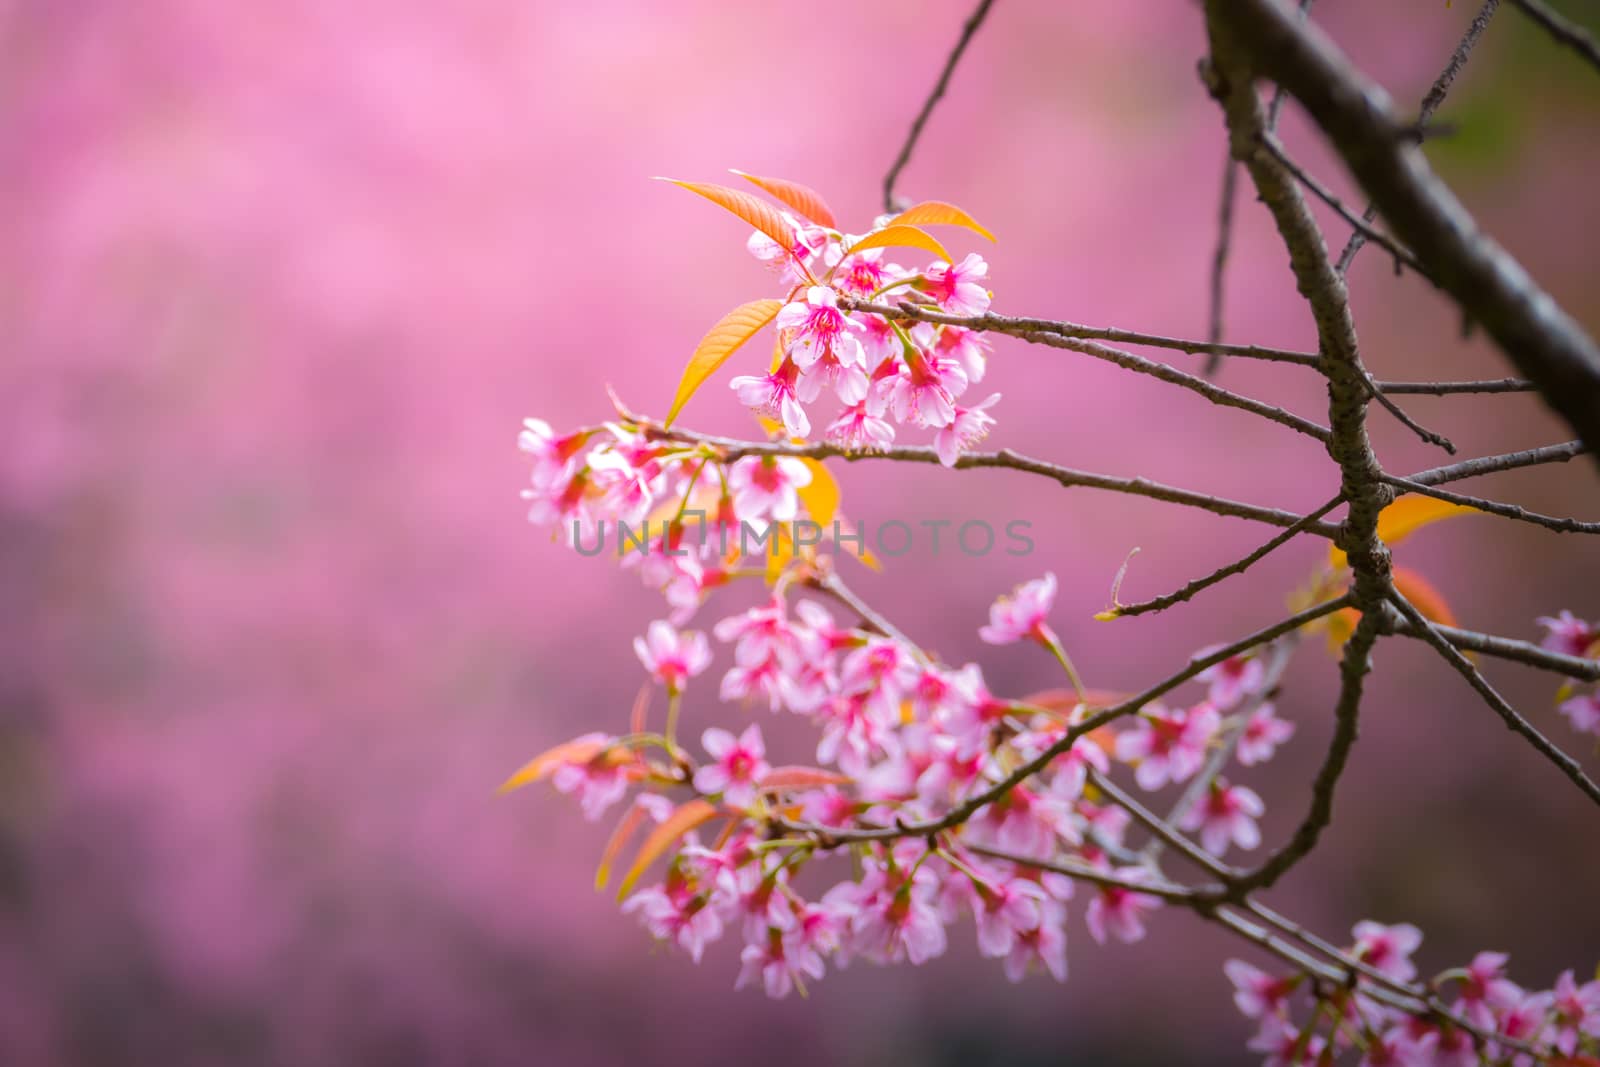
1386, 617, 1600, 682
1374, 377, 1535, 395
1382, 473, 1600, 534
1403, 440, 1586, 486
1509, 0, 1600, 75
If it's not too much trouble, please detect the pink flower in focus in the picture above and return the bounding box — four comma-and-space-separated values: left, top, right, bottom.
922, 252, 991, 316
1115, 702, 1221, 791
932, 393, 999, 467
1237, 702, 1295, 766
1180, 780, 1264, 856
882, 351, 969, 428
776, 285, 864, 370
730, 359, 810, 438
825, 402, 895, 452
632, 620, 712, 694
1084, 868, 1162, 945
518, 418, 588, 488
727, 455, 813, 522
1196, 651, 1266, 710
1352, 921, 1423, 982
978, 572, 1058, 646
693, 725, 770, 809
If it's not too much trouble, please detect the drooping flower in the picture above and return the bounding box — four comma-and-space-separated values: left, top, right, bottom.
693, 725, 771, 809
1179, 780, 1264, 856
1115, 702, 1222, 791
1224, 958, 1296, 1018
548, 732, 633, 821
730, 358, 810, 438
1084, 868, 1162, 945
776, 285, 865, 370
727, 455, 814, 523
1558, 692, 1600, 737
978, 572, 1058, 646
1196, 651, 1267, 710
825, 402, 895, 452
1536, 610, 1597, 658
932, 393, 1000, 467
1237, 702, 1295, 766
1351, 921, 1423, 982
921, 252, 992, 316
633, 620, 712, 694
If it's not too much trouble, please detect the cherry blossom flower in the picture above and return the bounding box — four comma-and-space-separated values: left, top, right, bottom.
1558, 692, 1600, 737
622, 879, 725, 963
1547, 968, 1600, 1055
1537, 610, 1597, 658
736, 929, 825, 999
1003, 900, 1068, 983
1115, 702, 1222, 791
1351, 921, 1423, 982
1197, 651, 1267, 710
1180, 780, 1265, 856
518, 417, 588, 488
1084, 868, 1162, 945
727, 455, 813, 522
1454, 950, 1521, 1030
1224, 958, 1296, 1018
882, 351, 969, 428
1237, 702, 1295, 766
693, 725, 770, 809
978, 572, 1058, 646
776, 285, 865, 370
970, 872, 1048, 958
921, 252, 992, 316
714, 863, 795, 941
932, 393, 1000, 467
548, 732, 632, 821
632, 620, 712, 694
1247, 1016, 1325, 1067
824, 402, 895, 451
730, 359, 810, 438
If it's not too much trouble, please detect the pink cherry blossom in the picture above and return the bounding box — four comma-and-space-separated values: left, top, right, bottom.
1247, 1015, 1325, 1067
978, 572, 1058, 646
1180, 780, 1265, 856
1196, 651, 1267, 710
1454, 950, 1521, 1030
693, 725, 770, 809
882, 350, 969, 428
932, 392, 1000, 467
632, 620, 712, 694
922, 252, 991, 315
714, 863, 795, 941
1536, 609, 1597, 658
970, 871, 1048, 958
548, 732, 633, 821
518, 417, 588, 488
1351, 921, 1423, 982
1224, 958, 1296, 1018
730, 359, 810, 438
1548, 968, 1600, 1055
1002, 900, 1068, 983
1558, 692, 1600, 736
1084, 868, 1162, 945
1237, 702, 1296, 766
623, 881, 725, 963
776, 285, 865, 370
844, 869, 949, 965
727, 455, 813, 522
824, 402, 895, 451
736, 929, 825, 999
1115, 702, 1222, 791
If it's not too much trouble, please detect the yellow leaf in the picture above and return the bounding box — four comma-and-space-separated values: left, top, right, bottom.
665, 299, 783, 427
844, 224, 953, 265
730, 169, 837, 228
498, 738, 607, 793
1093, 609, 1119, 621
759, 766, 853, 791
1329, 496, 1480, 569
658, 178, 799, 260
594, 802, 650, 891
888, 199, 996, 241
796, 458, 839, 526
616, 799, 718, 900
765, 524, 797, 584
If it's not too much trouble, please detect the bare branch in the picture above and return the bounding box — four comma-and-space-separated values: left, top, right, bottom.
1509, 0, 1600, 75
1388, 593, 1600, 807
1111, 496, 1342, 618
1404, 440, 1586, 486
1215, 0, 1600, 463
841, 300, 1332, 441
882, 0, 997, 213
840, 297, 1321, 366
1088, 768, 1236, 880
1382, 473, 1600, 534
1203, 153, 1240, 377
1336, 0, 1500, 274
1386, 617, 1600, 682
963, 844, 1206, 903
1375, 377, 1535, 395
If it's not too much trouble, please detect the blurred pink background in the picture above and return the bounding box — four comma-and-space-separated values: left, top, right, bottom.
3, 2, 1598, 1064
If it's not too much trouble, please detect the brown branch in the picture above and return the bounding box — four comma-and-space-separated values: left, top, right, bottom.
1375, 377, 1535, 395
1214, 0, 1600, 463
1386, 617, 1600, 682
1388, 593, 1600, 807
1336, 0, 1500, 274
839, 297, 1321, 366
1203, 152, 1240, 377
1088, 767, 1236, 880
1111, 496, 1342, 618
1382, 473, 1600, 534
963, 844, 1205, 903
1403, 440, 1586, 486
882, 0, 997, 212
842, 300, 1332, 441
1509, 0, 1600, 75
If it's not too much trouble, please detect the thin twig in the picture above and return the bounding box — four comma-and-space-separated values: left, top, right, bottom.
1509, 0, 1600, 75
1089, 768, 1236, 880
1336, 0, 1500, 275
1388, 593, 1600, 807
1263, 0, 1318, 134
839, 297, 1321, 366
963, 844, 1204, 903
1112, 496, 1343, 618
1382, 473, 1600, 534
1203, 153, 1240, 377
1404, 440, 1586, 486
1375, 377, 1535, 395
882, 0, 997, 213
1386, 617, 1600, 682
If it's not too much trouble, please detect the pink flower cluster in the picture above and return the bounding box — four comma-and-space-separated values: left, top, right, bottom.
1537, 611, 1600, 741
1228, 925, 1600, 1065
741, 209, 998, 464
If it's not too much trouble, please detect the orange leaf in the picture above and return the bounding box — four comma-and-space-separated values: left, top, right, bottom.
1330, 496, 1479, 569
730, 169, 837, 228
888, 199, 996, 241
796, 458, 839, 527
658, 178, 798, 258
759, 766, 853, 791
844, 224, 953, 264
1020, 687, 1128, 713
498, 738, 607, 793
616, 798, 717, 900
594, 803, 651, 891
1391, 566, 1459, 628
665, 298, 783, 427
